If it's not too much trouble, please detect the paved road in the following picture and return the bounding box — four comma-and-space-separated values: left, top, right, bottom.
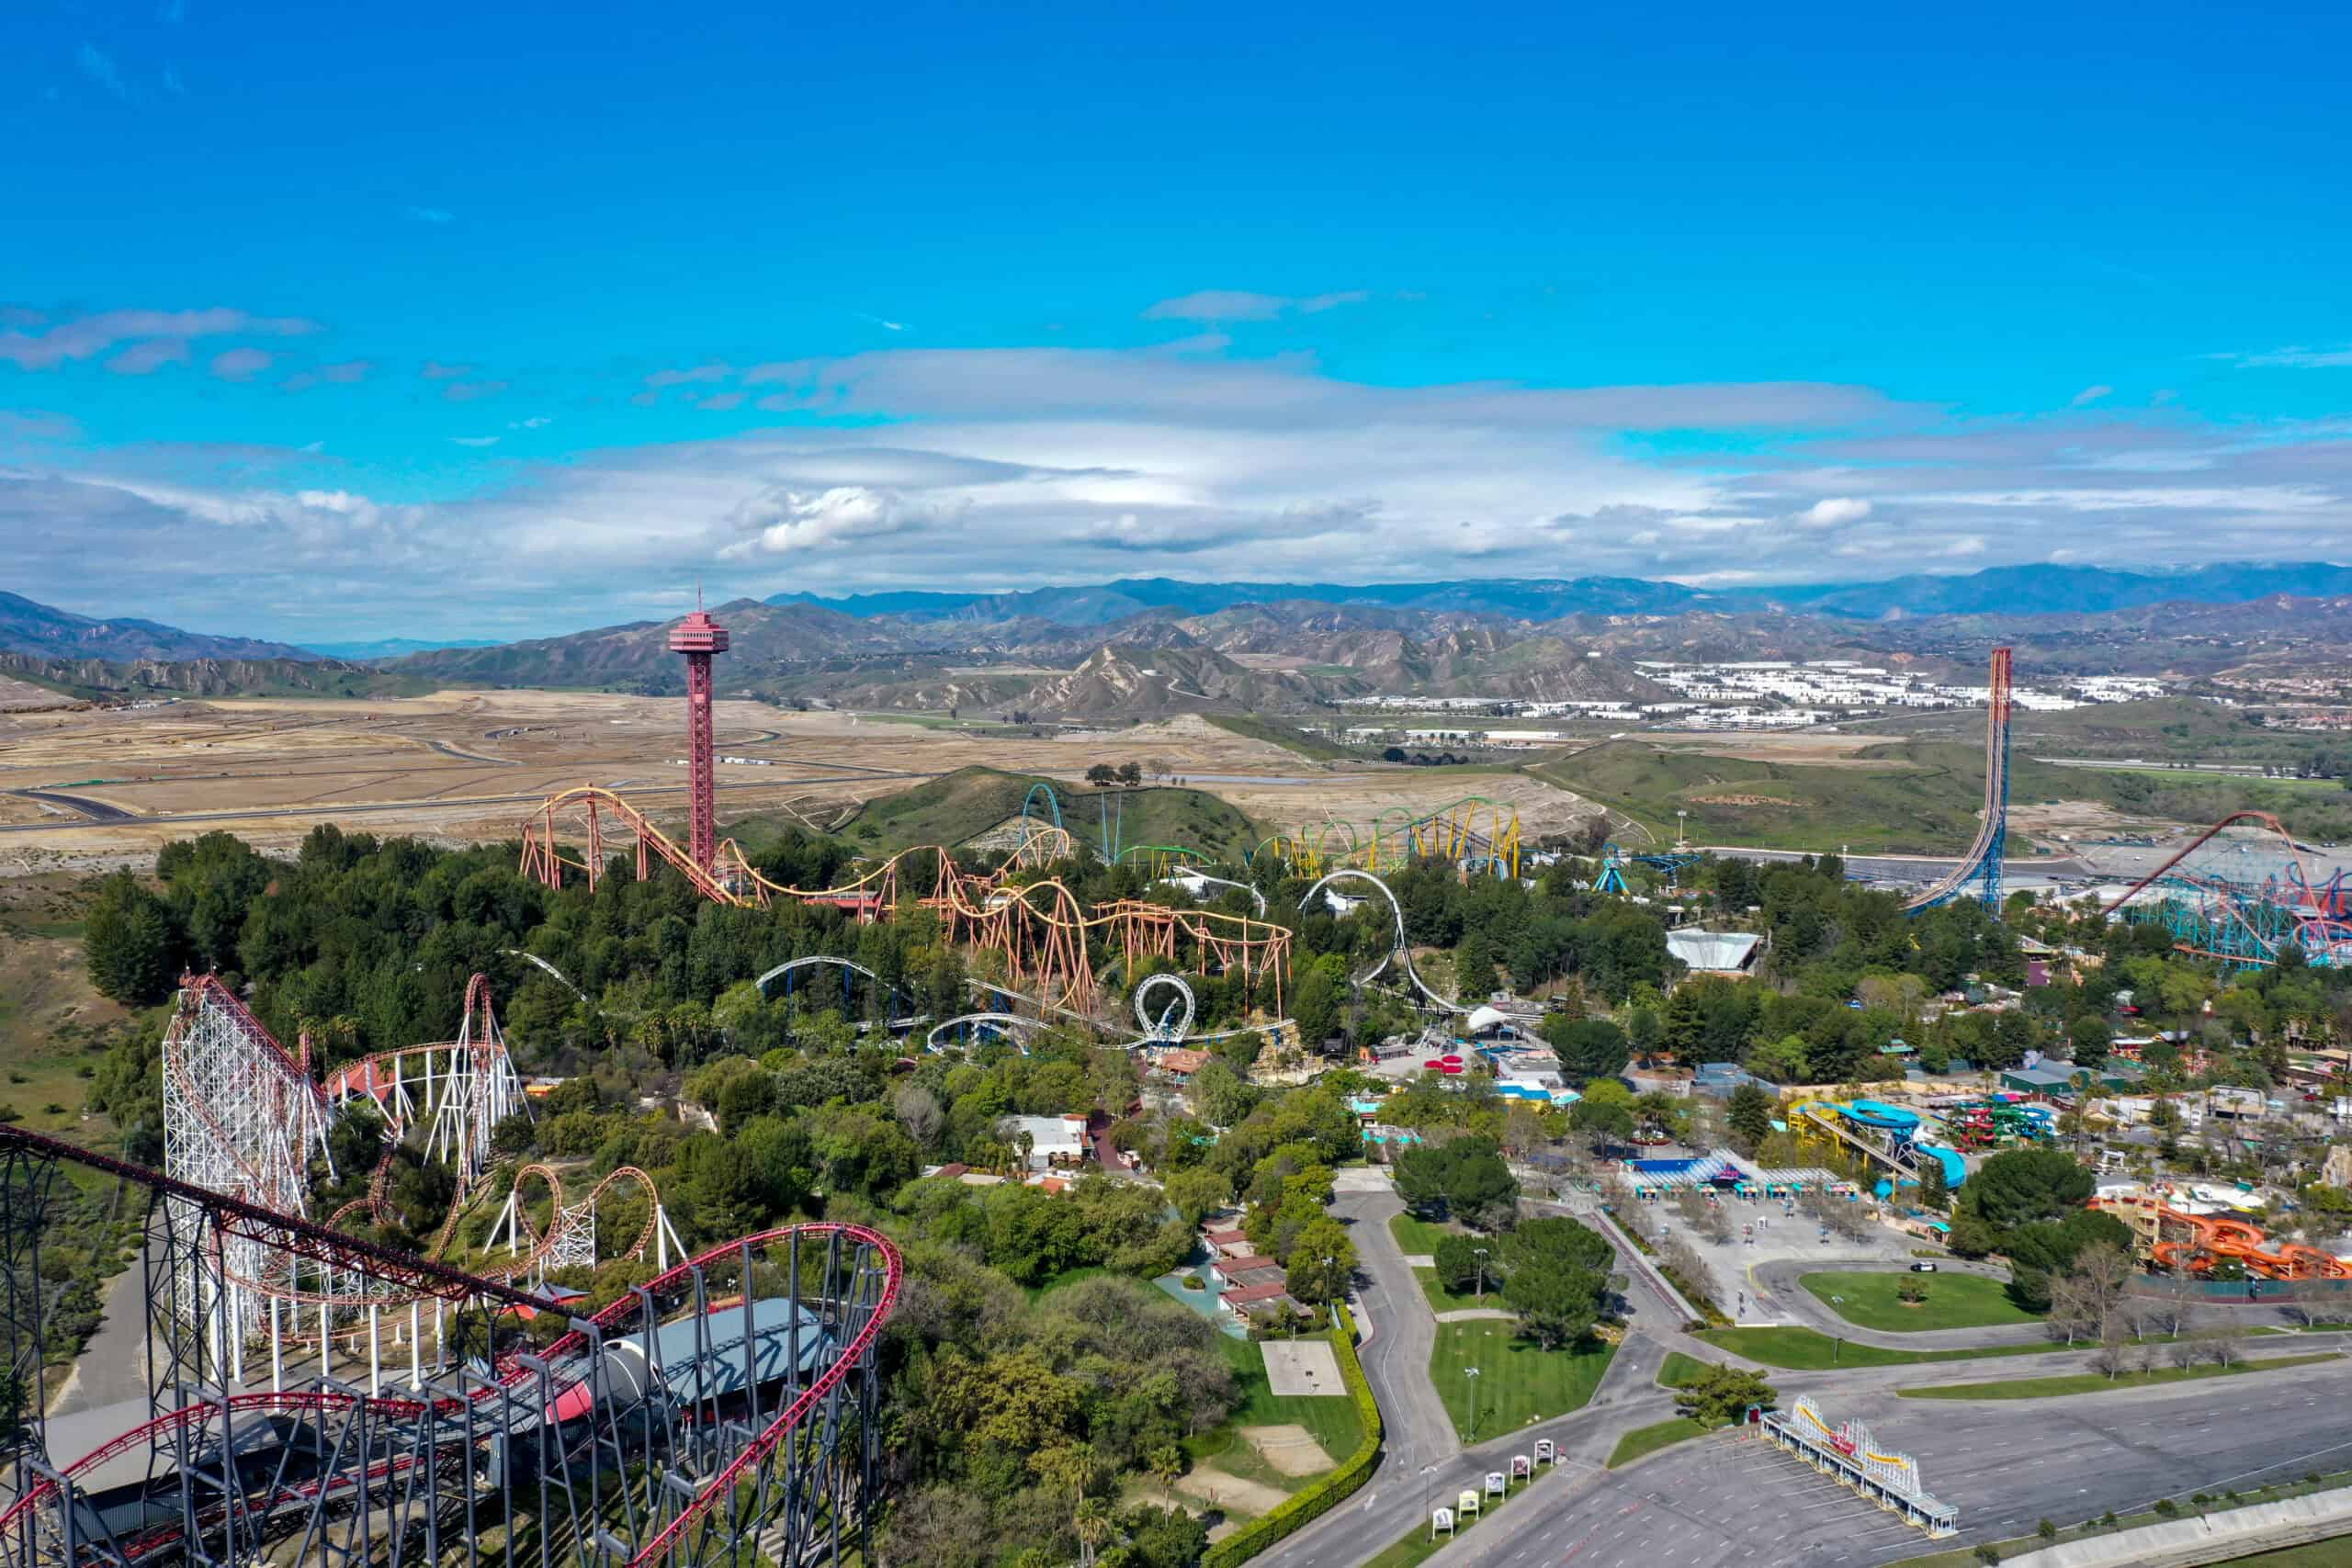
7, 789, 134, 823
0, 772, 930, 835
1708, 845, 2092, 884
1257, 1185, 1705, 1568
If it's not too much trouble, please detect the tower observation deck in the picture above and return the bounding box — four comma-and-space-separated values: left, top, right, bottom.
668, 600, 730, 870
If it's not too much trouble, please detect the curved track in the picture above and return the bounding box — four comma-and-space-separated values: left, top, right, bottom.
0, 1122, 901, 1568
1301, 867, 1471, 1012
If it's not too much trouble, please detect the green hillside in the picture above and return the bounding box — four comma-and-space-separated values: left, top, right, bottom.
826, 766, 1064, 852
1535, 737, 2352, 852
786, 766, 1267, 864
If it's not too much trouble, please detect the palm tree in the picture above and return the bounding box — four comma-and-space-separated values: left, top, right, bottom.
1073, 1497, 1114, 1568
1148, 1444, 1184, 1506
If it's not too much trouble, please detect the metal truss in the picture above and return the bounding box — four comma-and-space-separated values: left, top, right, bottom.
0, 1126, 897, 1568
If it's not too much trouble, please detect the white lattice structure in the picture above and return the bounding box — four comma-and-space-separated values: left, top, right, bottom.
322, 973, 528, 1201
161, 976, 334, 1369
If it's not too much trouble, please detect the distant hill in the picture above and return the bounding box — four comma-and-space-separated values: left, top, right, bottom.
769, 562, 2352, 626
388, 599, 910, 692
0, 591, 321, 662
302, 637, 503, 660
0, 650, 428, 701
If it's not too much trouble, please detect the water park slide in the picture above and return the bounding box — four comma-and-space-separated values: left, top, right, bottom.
2135, 1205, 2352, 1281
1794, 1100, 1970, 1190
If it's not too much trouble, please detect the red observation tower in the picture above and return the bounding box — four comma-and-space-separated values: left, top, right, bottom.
667, 598, 730, 871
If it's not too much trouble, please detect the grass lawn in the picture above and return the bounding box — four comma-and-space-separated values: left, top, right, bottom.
1429, 1322, 1614, 1442
1657, 1351, 1710, 1388
1607, 1416, 1712, 1469
1694, 1326, 2045, 1370
1898, 1352, 2340, 1401
1183, 1332, 1365, 1495
1800, 1270, 2041, 1333
1387, 1213, 1461, 1257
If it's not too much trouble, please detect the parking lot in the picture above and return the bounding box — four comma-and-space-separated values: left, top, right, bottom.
1629, 1184, 1920, 1325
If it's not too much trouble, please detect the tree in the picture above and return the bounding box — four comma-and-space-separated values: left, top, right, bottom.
1283, 1216, 1356, 1305
85, 871, 183, 1004
1395, 1136, 1520, 1230
1672, 1363, 1777, 1427
1962, 1147, 2098, 1232
1724, 1083, 1775, 1152
1502, 1254, 1602, 1348
1117, 761, 1143, 788
1916, 1156, 1950, 1213
1163, 1168, 1231, 1228
1453, 931, 1498, 1000
1432, 1234, 1486, 1294
1544, 1015, 1629, 1085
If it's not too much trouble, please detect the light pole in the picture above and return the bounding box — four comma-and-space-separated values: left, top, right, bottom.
1464, 1364, 1483, 1441
1419, 1461, 1440, 1525
1676, 808, 1689, 851
1474, 1247, 1490, 1303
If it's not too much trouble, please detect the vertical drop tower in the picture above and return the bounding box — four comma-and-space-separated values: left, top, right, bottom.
668, 596, 729, 870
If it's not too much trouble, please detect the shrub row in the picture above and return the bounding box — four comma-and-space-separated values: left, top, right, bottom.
1201, 1303, 1385, 1567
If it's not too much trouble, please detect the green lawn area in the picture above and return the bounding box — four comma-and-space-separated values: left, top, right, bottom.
1657, 1351, 1710, 1388
1430, 1322, 1614, 1442
1387, 1213, 1461, 1257
1898, 1352, 2340, 1401
1184, 1332, 1366, 1495
1607, 1416, 1712, 1469
1800, 1270, 2042, 1333
1694, 1326, 2042, 1370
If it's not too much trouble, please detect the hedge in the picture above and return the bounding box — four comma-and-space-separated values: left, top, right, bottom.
1201, 1303, 1385, 1567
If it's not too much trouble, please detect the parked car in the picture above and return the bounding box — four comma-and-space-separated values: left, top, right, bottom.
1909, 1261, 1939, 1273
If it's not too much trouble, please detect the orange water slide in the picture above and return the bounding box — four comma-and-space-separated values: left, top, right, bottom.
2127, 1203, 2352, 1280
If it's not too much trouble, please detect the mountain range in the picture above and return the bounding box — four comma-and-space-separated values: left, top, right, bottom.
0, 591, 320, 663
766, 561, 2352, 627
8, 558, 2351, 719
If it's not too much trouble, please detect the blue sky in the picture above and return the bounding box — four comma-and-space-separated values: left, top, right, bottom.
5, 0, 2350, 642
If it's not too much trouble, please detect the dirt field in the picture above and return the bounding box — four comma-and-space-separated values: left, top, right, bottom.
0, 695, 1600, 874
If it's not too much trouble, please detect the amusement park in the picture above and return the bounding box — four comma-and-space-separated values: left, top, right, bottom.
7, 608, 2352, 1568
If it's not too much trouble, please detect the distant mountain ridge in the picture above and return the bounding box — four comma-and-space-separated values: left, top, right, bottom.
767, 561, 2352, 626
300, 637, 504, 660
0, 591, 321, 662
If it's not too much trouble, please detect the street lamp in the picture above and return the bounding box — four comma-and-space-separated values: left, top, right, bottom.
1474, 1247, 1490, 1303
1676, 808, 1689, 851
1464, 1365, 1483, 1440
1419, 1461, 1440, 1522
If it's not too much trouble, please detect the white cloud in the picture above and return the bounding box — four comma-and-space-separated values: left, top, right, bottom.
282, 359, 373, 391
2071, 384, 2113, 406
209, 347, 272, 381
855, 312, 908, 333
1796, 497, 1871, 528
2211, 344, 2352, 369
11, 333, 2352, 636
508, 415, 554, 429
76, 44, 130, 102
644, 363, 732, 389
1140, 288, 1377, 322
107, 339, 189, 376
0, 308, 318, 371
449, 435, 500, 447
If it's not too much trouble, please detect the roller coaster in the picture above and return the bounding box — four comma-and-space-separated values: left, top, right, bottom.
1302, 869, 1472, 1014
4, 978, 898, 1567
2110, 809, 2352, 970
1902, 647, 2012, 915
1248, 798, 1522, 881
